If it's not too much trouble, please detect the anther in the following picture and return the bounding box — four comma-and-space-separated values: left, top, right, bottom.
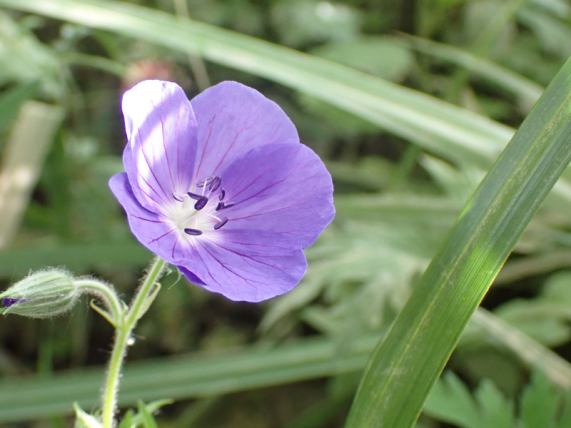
184, 228, 203, 236
214, 218, 229, 230
172, 194, 184, 202
197, 177, 213, 188
219, 189, 226, 200
208, 176, 221, 192
194, 197, 208, 211
216, 202, 235, 211
187, 192, 203, 200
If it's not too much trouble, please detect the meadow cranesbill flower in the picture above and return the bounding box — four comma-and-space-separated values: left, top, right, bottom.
109, 80, 334, 302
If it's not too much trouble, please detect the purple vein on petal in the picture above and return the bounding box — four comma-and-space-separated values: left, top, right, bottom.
231, 202, 299, 221
159, 114, 176, 193
194, 115, 216, 180
141, 143, 170, 200
229, 171, 267, 201
140, 174, 166, 205
223, 240, 292, 250
193, 246, 219, 285
171, 239, 177, 259
132, 215, 164, 224
211, 241, 291, 276
148, 229, 175, 244
211, 128, 244, 176
201, 244, 261, 286
232, 178, 288, 207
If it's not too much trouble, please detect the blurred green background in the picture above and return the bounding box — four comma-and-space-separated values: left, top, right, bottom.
1, 0, 571, 426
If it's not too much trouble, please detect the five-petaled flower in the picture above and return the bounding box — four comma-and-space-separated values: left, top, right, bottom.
109, 80, 334, 302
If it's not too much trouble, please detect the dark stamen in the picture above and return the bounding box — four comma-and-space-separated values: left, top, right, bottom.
197, 177, 213, 188
194, 197, 208, 210
187, 192, 203, 200
173, 194, 184, 202
216, 202, 235, 211
208, 176, 221, 192
219, 189, 226, 200
214, 218, 228, 230
2, 297, 22, 307
184, 228, 203, 236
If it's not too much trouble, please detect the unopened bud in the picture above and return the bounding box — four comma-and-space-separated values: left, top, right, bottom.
0, 270, 79, 318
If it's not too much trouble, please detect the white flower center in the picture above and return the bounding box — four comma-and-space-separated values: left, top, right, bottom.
163, 176, 230, 239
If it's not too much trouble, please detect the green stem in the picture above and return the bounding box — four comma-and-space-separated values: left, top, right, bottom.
75, 279, 123, 324
101, 257, 166, 428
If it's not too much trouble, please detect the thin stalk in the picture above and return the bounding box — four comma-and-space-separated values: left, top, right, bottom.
172, 0, 210, 90
75, 279, 123, 324
101, 257, 166, 428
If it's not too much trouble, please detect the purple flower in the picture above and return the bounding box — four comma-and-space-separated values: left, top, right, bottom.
109, 80, 334, 302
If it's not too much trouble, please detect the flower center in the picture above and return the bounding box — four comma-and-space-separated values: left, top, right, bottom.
165, 176, 231, 238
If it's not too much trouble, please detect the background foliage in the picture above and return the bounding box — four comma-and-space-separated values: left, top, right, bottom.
0, 0, 571, 426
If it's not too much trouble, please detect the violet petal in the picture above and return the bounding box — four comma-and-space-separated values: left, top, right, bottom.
179, 243, 307, 302
190, 81, 299, 181
109, 173, 185, 263
217, 143, 335, 248
122, 80, 198, 212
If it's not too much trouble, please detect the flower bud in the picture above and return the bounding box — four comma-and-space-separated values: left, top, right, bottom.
0, 269, 79, 318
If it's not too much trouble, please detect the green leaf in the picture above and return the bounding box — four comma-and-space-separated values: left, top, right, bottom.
73, 403, 102, 428
345, 58, 571, 427
470, 309, 571, 390
0, 12, 65, 98
423, 372, 481, 428
493, 271, 571, 347
520, 372, 559, 428
475, 380, 514, 428
137, 401, 158, 428
117, 410, 134, 428
426, 371, 571, 428
0, 82, 39, 133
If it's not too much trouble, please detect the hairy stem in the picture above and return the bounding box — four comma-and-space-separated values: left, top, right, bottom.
75, 279, 123, 324
101, 257, 166, 428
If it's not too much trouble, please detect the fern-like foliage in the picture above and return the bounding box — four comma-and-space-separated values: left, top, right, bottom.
423, 371, 571, 428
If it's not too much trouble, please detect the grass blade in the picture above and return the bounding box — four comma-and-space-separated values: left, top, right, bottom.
345, 58, 571, 427
0, 101, 63, 248
0, 335, 378, 423
0, 0, 512, 168
5, 0, 571, 203
0, 308, 568, 424
402, 34, 544, 110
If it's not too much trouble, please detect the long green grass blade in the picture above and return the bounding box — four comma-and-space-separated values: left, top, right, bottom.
0, 335, 378, 423
0, 309, 567, 423
402, 35, 544, 110
7, 0, 571, 202
0, 242, 150, 276
345, 58, 571, 427
0, 0, 512, 168
6, 0, 571, 204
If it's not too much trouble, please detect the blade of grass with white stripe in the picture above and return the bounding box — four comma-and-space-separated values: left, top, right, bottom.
5, 0, 571, 202
345, 58, 571, 427
0, 0, 511, 168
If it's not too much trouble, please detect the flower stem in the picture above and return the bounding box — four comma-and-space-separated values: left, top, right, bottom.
75, 279, 122, 325
101, 257, 166, 428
